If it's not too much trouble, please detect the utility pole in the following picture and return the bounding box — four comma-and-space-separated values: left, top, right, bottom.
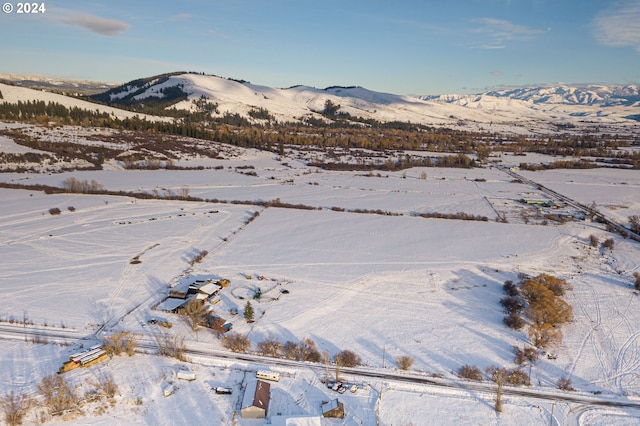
382, 345, 386, 369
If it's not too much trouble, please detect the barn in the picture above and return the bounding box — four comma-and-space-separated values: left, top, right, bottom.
241, 380, 270, 419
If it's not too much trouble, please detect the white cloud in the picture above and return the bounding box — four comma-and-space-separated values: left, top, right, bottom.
475, 18, 545, 38
208, 29, 231, 39
593, 0, 640, 52
59, 13, 130, 36
491, 70, 503, 76
171, 13, 191, 21
469, 17, 544, 49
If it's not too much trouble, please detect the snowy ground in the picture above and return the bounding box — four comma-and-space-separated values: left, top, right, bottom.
1, 138, 640, 424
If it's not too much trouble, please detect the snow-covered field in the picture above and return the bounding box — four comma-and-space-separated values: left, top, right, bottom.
1, 137, 640, 424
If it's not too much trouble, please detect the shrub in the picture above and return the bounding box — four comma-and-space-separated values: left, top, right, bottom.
38, 374, 78, 414
514, 346, 539, 365
335, 349, 362, 367
48, 207, 61, 215
189, 250, 209, 266
300, 338, 321, 362
520, 278, 556, 305
603, 238, 614, 250
67, 206, 76, 212
503, 280, 518, 296
1, 391, 29, 426
457, 364, 483, 381
589, 234, 599, 247
633, 272, 640, 291
222, 333, 251, 352
557, 376, 575, 391
280, 339, 320, 361
528, 323, 562, 349
503, 312, 526, 330
257, 337, 282, 357
505, 368, 530, 386
396, 355, 415, 371
103, 331, 137, 356
525, 297, 573, 326
92, 372, 118, 399
500, 296, 524, 314
61, 177, 103, 193
533, 273, 572, 297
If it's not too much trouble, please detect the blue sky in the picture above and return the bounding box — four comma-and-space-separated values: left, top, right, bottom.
0, 0, 639, 94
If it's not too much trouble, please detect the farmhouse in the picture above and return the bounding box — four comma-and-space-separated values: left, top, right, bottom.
322, 399, 344, 419
241, 380, 270, 419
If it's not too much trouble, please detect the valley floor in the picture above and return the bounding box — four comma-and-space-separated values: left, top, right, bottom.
1, 139, 639, 425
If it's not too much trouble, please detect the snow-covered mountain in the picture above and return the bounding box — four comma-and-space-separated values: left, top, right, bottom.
92, 73, 639, 133
0, 73, 119, 95
3, 72, 639, 134
421, 84, 640, 107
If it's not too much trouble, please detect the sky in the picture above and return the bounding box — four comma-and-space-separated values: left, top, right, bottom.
0, 0, 639, 95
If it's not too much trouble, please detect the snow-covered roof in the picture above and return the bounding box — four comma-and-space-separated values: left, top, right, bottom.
197, 282, 221, 296
242, 380, 270, 411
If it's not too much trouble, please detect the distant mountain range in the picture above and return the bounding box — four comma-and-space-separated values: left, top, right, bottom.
0, 73, 119, 95
1, 72, 639, 134
420, 84, 640, 107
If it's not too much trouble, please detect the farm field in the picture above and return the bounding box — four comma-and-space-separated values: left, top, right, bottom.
1, 138, 639, 424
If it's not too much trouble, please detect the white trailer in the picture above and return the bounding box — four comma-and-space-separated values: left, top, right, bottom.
162, 383, 175, 397
256, 370, 280, 382
177, 370, 196, 381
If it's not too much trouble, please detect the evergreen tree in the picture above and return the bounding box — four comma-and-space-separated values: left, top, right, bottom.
244, 301, 254, 323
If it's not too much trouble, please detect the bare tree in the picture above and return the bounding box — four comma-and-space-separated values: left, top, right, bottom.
38, 374, 78, 415
153, 332, 186, 361
208, 316, 227, 337
221, 333, 251, 352
182, 298, 207, 332
178, 185, 190, 200
486, 366, 506, 413
92, 372, 118, 399
629, 215, 640, 234
300, 338, 321, 362
322, 351, 330, 382
514, 345, 539, 365
335, 349, 362, 367
1, 391, 30, 426
257, 336, 282, 357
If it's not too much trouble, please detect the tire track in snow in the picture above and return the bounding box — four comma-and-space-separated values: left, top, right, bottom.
569, 279, 610, 384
